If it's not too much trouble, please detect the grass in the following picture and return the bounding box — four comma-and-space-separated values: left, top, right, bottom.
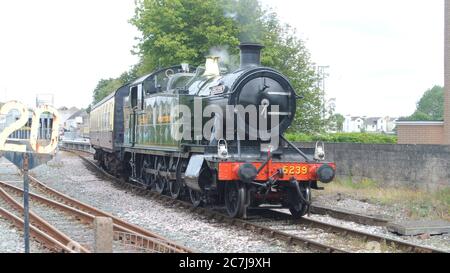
321, 177, 450, 221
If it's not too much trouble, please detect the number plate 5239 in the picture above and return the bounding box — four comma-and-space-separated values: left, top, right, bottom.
282, 165, 309, 176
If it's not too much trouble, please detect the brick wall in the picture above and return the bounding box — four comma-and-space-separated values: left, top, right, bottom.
445, 0, 450, 144
397, 123, 444, 144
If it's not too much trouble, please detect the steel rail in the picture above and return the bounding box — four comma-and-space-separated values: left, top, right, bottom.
0, 187, 88, 253
260, 209, 447, 253
62, 147, 393, 227
0, 181, 188, 253
310, 204, 391, 227
63, 147, 449, 254
0, 207, 75, 253
23, 175, 193, 253
77, 153, 347, 253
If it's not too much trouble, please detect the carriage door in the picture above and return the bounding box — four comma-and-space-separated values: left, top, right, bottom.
130, 84, 144, 146
130, 86, 138, 146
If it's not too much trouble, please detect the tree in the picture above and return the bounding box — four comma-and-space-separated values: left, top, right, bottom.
131, 0, 240, 75
329, 114, 345, 132
129, 0, 329, 133
92, 70, 138, 105
403, 86, 444, 121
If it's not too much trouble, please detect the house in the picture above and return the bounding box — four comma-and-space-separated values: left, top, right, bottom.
62, 109, 89, 139
57, 106, 80, 131
343, 116, 365, 132
386, 117, 397, 132
365, 117, 392, 132
344, 116, 397, 133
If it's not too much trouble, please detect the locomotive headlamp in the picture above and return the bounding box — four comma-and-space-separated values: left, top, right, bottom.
316, 164, 335, 184
217, 139, 228, 159
314, 141, 326, 161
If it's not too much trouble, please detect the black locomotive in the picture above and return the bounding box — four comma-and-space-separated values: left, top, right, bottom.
90, 43, 335, 218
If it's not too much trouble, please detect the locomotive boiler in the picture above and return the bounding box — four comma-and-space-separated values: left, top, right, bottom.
90, 43, 336, 218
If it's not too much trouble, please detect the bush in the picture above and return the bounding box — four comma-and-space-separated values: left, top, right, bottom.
285, 132, 397, 144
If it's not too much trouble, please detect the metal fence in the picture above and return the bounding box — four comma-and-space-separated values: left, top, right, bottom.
113, 231, 186, 253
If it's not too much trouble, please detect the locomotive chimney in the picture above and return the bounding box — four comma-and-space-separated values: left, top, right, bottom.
239, 43, 264, 68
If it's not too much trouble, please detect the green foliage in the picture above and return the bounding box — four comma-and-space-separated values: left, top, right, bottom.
130, 0, 328, 133
92, 70, 137, 105
285, 132, 398, 144
402, 86, 444, 121
131, 0, 240, 74
92, 78, 123, 105
328, 113, 345, 132
92, 0, 332, 133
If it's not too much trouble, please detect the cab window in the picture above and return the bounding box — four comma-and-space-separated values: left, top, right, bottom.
131, 86, 138, 109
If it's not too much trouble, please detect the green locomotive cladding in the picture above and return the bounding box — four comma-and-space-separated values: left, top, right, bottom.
90, 43, 336, 219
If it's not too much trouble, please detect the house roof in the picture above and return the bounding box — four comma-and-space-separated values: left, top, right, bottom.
396, 121, 444, 126
67, 109, 88, 121
365, 117, 381, 125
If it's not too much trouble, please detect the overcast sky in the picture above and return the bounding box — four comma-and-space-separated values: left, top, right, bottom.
0, 0, 445, 117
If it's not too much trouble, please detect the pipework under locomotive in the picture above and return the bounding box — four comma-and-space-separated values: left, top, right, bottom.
90, 43, 336, 219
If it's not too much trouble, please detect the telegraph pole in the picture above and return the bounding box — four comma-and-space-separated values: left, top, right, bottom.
317, 66, 330, 119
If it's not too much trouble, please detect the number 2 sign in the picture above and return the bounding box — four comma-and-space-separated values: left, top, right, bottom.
0, 101, 60, 154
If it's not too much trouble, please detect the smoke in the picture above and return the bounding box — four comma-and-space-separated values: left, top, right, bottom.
208, 46, 240, 72
204, 1, 267, 71
223, 0, 264, 43
209, 46, 232, 65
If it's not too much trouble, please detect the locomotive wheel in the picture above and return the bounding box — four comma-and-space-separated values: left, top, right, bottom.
154, 162, 166, 194
142, 159, 152, 189
289, 187, 311, 219
189, 188, 203, 208
100, 154, 107, 170
169, 180, 182, 199
148, 158, 158, 189
224, 182, 246, 218
170, 160, 185, 199
156, 177, 168, 195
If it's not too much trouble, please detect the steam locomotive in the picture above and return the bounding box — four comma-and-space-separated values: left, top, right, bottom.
90, 43, 336, 218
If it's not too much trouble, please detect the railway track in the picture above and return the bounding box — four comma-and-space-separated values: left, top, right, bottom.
309, 204, 390, 227
74, 151, 345, 253
248, 210, 445, 253
0, 180, 192, 253
0, 186, 81, 253
62, 148, 448, 253
0, 160, 193, 253
62, 148, 392, 227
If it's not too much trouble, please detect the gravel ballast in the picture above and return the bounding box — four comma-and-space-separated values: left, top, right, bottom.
29, 152, 306, 253
1, 152, 448, 253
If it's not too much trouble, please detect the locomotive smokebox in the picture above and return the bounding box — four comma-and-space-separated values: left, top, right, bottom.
239, 43, 264, 68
